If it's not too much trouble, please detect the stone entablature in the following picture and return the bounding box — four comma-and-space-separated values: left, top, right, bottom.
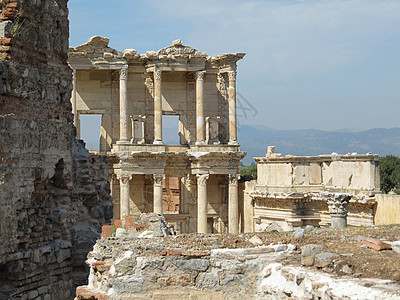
244, 148, 380, 232
68, 37, 246, 234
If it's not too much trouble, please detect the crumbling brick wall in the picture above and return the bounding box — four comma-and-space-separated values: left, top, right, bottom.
0, 1, 112, 298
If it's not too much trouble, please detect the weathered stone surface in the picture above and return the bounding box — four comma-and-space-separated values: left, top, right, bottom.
172, 259, 209, 271
314, 252, 339, 268
292, 228, 305, 238
249, 235, 263, 246
0, 1, 112, 299
301, 244, 325, 256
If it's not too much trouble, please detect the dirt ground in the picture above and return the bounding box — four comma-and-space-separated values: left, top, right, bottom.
240, 225, 400, 282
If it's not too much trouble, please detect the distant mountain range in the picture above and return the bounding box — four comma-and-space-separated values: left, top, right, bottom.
238, 125, 400, 164
84, 125, 400, 165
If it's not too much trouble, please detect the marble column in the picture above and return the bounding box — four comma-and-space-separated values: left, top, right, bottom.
72, 68, 78, 134
228, 174, 239, 234
195, 71, 206, 144
227, 71, 237, 145
118, 174, 132, 219
153, 69, 163, 144
153, 174, 165, 215
119, 67, 129, 142
325, 193, 352, 228
197, 174, 209, 233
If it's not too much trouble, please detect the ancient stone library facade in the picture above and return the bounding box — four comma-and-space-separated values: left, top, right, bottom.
68, 37, 246, 235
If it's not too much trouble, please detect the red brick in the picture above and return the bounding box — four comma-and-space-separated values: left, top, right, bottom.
114, 219, 122, 229
100, 225, 113, 238
125, 216, 135, 229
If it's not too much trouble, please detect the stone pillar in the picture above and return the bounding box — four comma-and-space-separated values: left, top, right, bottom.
118, 174, 132, 219
227, 71, 237, 145
228, 174, 239, 234
197, 174, 209, 233
72, 68, 78, 130
195, 71, 206, 145
325, 193, 352, 228
119, 67, 129, 142
153, 69, 163, 144
153, 174, 165, 214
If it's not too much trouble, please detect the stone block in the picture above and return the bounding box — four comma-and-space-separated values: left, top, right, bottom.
301, 244, 325, 256
360, 236, 392, 251
292, 228, 305, 238
249, 235, 263, 246
301, 255, 315, 266
314, 252, 338, 268
27, 290, 38, 299
172, 259, 209, 271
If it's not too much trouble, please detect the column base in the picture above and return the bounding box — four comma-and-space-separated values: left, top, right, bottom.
153, 140, 164, 145
330, 214, 347, 228
228, 140, 238, 145
195, 140, 206, 145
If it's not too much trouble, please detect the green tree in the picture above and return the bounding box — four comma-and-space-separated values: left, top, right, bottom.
380, 155, 400, 194
240, 161, 257, 180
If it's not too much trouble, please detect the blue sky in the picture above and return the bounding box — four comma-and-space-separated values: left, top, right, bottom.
69, 0, 400, 132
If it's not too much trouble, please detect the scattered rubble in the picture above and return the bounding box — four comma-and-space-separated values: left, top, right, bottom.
74, 219, 400, 299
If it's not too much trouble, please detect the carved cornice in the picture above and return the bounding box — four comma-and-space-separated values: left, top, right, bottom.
68, 36, 122, 58
157, 39, 207, 58
197, 174, 209, 186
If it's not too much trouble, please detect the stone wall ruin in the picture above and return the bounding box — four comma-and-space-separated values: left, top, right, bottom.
0, 0, 112, 298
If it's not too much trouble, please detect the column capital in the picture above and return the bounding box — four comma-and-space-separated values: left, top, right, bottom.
153, 174, 165, 186
195, 70, 206, 81
197, 174, 209, 186
154, 69, 162, 81
117, 174, 132, 185
228, 174, 239, 185
120, 67, 128, 80
227, 71, 236, 82
324, 193, 352, 216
